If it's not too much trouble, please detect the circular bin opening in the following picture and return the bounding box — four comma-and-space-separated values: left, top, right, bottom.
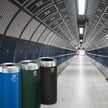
2, 63, 20, 73
21, 62, 29, 64
39, 57, 57, 67
2, 63, 15, 67
41, 58, 53, 61
6, 64, 14, 66
20, 60, 32, 65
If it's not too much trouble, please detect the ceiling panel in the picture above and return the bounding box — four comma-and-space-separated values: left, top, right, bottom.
63, 0, 79, 44
36, 5, 58, 21
26, 0, 53, 15
103, 0, 108, 2
51, 36, 58, 46
53, 37, 61, 47
38, 29, 51, 43
105, 5, 108, 13
102, 13, 108, 21
44, 13, 61, 25
14, 0, 28, 5
6, 11, 31, 38
43, 32, 54, 44
47, 34, 56, 45
83, 0, 101, 45
21, 19, 40, 40
53, 23, 65, 31
54, 0, 63, 2
57, 2, 65, 10
48, 34, 57, 45
98, 1, 106, 10
31, 24, 46, 42
50, 18, 63, 28
0, 0, 19, 34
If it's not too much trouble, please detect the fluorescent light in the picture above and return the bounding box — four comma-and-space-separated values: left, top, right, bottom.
78, 0, 86, 15
80, 39, 83, 42
79, 28, 83, 34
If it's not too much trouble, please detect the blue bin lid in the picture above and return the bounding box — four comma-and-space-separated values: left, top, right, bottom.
1, 63, 20, 73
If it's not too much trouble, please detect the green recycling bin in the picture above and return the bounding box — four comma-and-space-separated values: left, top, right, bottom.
39, 57, 57, 105
20, 60, 40, 108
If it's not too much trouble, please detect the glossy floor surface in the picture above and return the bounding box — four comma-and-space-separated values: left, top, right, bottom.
41, 56, 108, 108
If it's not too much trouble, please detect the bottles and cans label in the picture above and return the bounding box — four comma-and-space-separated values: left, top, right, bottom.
33, 70, 38, 77
11, 74, 18, 83
51, 68, 55, 73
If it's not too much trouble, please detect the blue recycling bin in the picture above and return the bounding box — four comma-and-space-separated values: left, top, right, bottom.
0, 63, 21, 108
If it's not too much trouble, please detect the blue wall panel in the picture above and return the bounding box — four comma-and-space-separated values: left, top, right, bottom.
25, 42, 35, 60
0, 36, 17, 63
33, 43, 40, 59
0, 35, 2, 42
0, 36, 75, 64
15, 39, 29, 62
87, 47, 108, 68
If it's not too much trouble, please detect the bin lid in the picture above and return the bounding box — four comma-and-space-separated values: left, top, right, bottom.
1, 63, 20, 73
20, 60, 40, 70
0, 66, 2, 72
39, 57, 57, 67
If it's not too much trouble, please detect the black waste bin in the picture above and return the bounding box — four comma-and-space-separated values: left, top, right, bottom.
39, 57, 57, 105
20, 60, 40, 108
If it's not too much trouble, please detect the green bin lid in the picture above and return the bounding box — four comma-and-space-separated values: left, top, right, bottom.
20, 60, 40, 70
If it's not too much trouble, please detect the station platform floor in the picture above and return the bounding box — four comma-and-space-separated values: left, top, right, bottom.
41, 56, 108, 108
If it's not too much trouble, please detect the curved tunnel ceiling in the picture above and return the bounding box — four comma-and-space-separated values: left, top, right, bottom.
0, 0, 108, 51
63, 0, 108, 50
84, 0, 108, 49
0, 0, 78, 51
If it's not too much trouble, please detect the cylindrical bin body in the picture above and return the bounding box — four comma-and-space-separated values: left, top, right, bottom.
0, 63, 21, 108
20, 60, 40, 108
0, 66, 3, 107
39, 57, 57, 104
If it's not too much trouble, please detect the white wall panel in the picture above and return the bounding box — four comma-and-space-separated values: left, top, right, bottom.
31, 24, 46, 42
0, 0, 19, 34
6, 11, 31, 38
57, 41, 63, 47
50, 36, 72, 49
49, 34, 57, 45
98, 38, 108, 47
38, 29, 50, 43
87, 33, 108, 51
43, 32, 54, 44
104, 34, 108, 42
53, 36, 61, 46
46, 33, 55, 45
47, 34, 56, 45
54, 38, 68, 48
21, 19, 40, 40
50, 36, 57, 46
